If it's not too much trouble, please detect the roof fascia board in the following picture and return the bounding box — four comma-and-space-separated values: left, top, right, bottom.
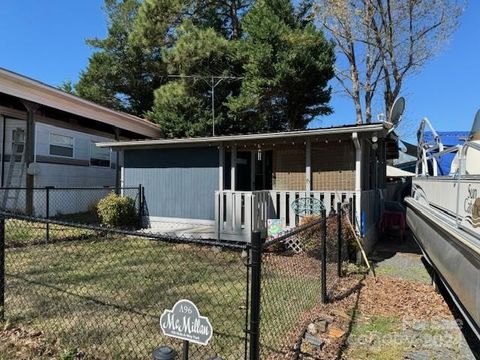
98, 123, 387, 149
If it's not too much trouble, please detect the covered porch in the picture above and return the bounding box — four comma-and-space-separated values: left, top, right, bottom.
101, 123, 393, 246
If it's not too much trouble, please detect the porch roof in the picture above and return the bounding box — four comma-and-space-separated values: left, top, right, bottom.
0, 67, 162, 139
98, 122, 392, 149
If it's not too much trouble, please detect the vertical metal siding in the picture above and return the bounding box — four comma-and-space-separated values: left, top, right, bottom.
124, 147, 219, 220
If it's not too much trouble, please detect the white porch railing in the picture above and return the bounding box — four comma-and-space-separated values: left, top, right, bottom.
215, 190, 356, 242
214, 190, 269, 242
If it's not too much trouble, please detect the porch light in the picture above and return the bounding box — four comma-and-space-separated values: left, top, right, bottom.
371, 134, 378, 143
257, 148, 262, 161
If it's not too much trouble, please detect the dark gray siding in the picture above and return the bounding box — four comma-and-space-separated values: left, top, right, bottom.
124, 147, 219, 220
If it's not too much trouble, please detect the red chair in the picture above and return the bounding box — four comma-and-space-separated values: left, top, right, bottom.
381, 202, 406, 241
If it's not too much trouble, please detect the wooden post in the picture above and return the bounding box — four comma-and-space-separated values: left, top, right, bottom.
231, 145, 237, 191
306, 139, 311, 192
21, 100, 40, 216
250, 151, 255, 191
114, 127, 121, 194
218, 145, 224, 191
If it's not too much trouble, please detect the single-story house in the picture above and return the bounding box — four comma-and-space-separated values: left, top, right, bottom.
0, 67, 161, 215
99, 122, 398, 250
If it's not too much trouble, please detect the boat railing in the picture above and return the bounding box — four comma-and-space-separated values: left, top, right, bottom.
416, 144, 461, 176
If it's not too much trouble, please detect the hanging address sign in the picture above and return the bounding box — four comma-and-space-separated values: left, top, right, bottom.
159, 299, 213, 346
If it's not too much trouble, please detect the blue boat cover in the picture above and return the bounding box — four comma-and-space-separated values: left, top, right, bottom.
423, 131, 469, 175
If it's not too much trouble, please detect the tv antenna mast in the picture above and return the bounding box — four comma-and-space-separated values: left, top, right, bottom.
168, 74, 243, 136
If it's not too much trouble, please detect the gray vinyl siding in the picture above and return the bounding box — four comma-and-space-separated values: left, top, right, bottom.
124, 147, 219, 220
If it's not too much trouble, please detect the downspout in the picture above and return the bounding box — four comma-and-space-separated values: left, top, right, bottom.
352, 132, 362, 231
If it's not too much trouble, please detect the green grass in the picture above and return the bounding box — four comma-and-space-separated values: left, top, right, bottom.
4, 236, 321, 359
5, 219, 96, 247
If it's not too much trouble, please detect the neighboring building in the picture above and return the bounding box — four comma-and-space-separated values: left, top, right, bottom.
99, 123, 398, 250
0, 67, 161, 215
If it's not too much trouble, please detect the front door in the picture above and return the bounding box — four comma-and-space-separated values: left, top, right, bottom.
254, 150, 272, 190
236, 151, 251, 191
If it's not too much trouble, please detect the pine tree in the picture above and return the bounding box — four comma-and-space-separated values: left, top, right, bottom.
230, 0, 335, 130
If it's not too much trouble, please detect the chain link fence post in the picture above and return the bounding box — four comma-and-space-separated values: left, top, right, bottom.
249, 231, 262, 360
45, 186, 53, 244
138, 184, 143, 229
0, 213, 4, 321
321, 209, 327, 304
337, 202, 342, 278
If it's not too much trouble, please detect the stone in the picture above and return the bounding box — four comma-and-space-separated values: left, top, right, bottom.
307, 323, 318, 335
331, 309, 350, 320
304, 333, 324, 349
316, 319, 328, 333
327, 326, 346, 338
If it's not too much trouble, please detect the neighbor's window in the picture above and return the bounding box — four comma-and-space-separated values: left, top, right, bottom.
49, 133, 74, 157
90, 142, 111, 167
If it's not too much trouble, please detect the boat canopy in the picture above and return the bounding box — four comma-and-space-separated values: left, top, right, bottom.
422, 131, 469, 175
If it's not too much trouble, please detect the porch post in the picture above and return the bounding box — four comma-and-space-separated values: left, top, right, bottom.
250, 151, 255, 190
305, 139, 311, 192
114, 127, 121, 194
22, 100, 40, 215
218, 144, 224, 191
352, 132, 362, 228
231, 144, 237, 191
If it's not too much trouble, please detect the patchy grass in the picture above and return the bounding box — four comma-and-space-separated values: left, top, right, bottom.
4, 236, 321, 360
5, 219, 96, 248
351, 314, 400, 335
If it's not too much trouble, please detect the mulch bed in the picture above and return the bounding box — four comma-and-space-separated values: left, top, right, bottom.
270, 271, 453, 360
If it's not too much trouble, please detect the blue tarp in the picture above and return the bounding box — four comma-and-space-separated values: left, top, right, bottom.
423, 131, 469, 175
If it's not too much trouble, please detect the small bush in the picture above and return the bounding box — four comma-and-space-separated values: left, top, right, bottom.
96, 192, 137, 229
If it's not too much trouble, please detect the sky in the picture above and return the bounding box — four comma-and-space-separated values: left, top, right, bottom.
0, 0, 479, 142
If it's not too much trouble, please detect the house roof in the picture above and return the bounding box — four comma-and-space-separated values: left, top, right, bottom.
98, 122, 392, 149
0, 67, 162, 139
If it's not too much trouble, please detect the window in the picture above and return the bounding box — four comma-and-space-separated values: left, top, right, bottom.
90, 142, 111, 167
49, 133, 74, 157
12, 129, 25, 154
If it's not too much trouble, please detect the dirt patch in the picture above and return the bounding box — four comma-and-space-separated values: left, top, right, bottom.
0, 324, 57, 360
0, 323, 85, 360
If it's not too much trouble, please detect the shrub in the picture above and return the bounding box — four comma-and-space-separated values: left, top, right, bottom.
298, 214, 356, 261
96, 192, 137, 229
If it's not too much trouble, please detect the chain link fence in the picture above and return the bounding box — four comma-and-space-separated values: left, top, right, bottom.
256, 205, 351, 359
0, 189, 354, 359
0, 186, 141, 225
1, 214, 249, 360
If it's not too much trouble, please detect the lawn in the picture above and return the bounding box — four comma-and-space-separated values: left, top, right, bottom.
4, 233, 322, 359
5, 218, 96, 248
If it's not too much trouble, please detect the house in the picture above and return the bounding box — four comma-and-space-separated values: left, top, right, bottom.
99, 123, 398, 250
0, 67, 161, 215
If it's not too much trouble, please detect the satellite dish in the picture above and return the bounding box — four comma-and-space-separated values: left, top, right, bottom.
470, 108, 480, 140
389, 96, 406, 126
